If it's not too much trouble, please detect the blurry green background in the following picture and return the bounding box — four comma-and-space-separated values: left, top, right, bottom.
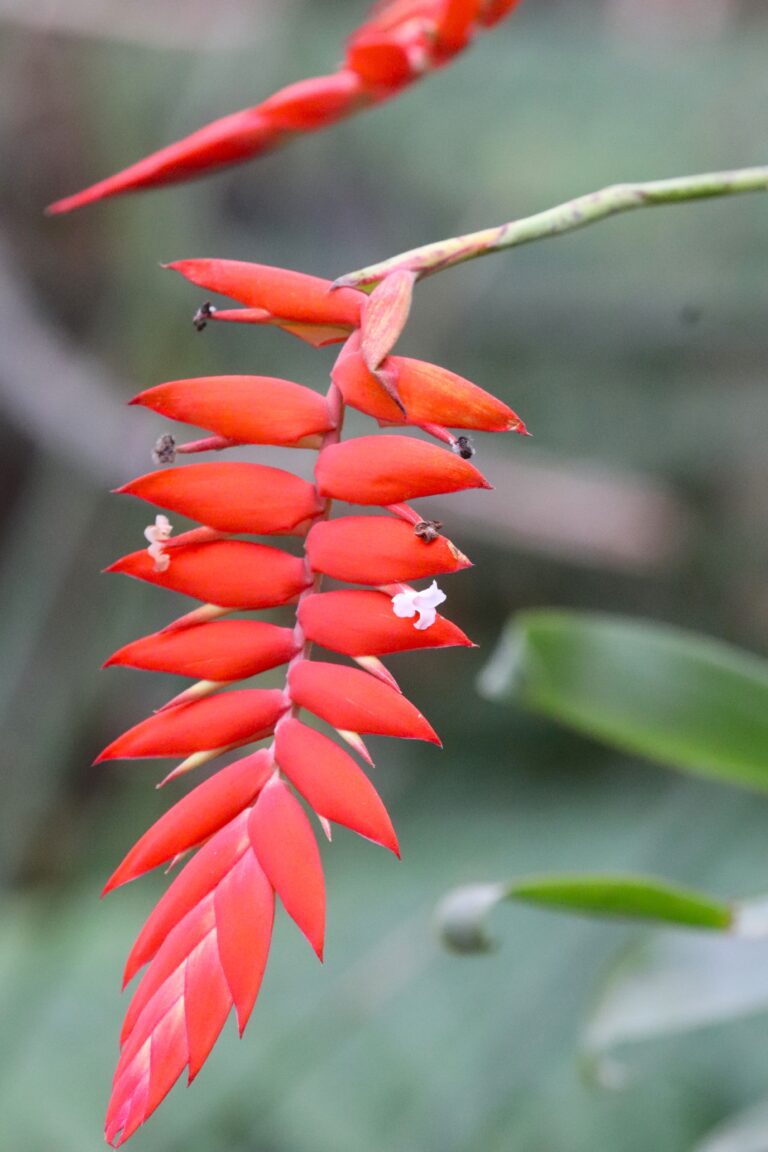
1, 1, 768, 1148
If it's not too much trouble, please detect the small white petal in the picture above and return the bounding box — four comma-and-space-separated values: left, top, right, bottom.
412, 581, 447, 613
145, 516, 173, 571
391, 581, 446, 631
413, 606, 438, 630
392, 591, 418, 619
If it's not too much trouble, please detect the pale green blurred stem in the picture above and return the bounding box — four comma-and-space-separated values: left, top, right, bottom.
336, 165, 768, 290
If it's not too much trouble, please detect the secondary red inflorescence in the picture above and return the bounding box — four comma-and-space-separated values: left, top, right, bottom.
100, 256, 527, 1144
46, 0, 525, 214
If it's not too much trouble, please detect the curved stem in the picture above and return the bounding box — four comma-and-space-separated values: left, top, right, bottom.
335, 164, 768, 290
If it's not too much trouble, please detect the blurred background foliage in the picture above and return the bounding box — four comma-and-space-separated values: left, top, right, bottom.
1, 0, 767, 1148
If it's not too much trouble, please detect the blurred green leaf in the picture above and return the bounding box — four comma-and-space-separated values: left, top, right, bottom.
480, 611, 768, 791
694, 1100, 768, 1152
436, 874, 734, 955
585, 902, 768, 1071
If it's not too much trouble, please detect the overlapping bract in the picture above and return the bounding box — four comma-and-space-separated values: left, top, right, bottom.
46, 0, 524, 214
98, 249, 526, 1145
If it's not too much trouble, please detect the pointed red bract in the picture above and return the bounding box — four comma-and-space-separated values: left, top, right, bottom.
258, 70, 368, 131
184, 932, 232, 1081
213, 849, 274, 1033
299, 589, 473, 655
123, 812, 251, 984
167, 259, 363, 329
360, 269, 416, 371
288, 661, 440, 743
333, 343, 526, 431
63, 7, 533, 1133
316, 434, 491, 504
306, 514, 470, 584
248, 775, 325, 958
104, 751, 273, 892
345, 38, 418, 87
48, 0, 525, 217
275, 719, 399, 854
96, 689, 287, 761
105, 620, 297, 681
47, 107, 278, 214
131, 376, 334, 448
121, 906, 213, 1046
107, 540, 309, 608
108, 838, 274, 1145
119, 462, 321, 535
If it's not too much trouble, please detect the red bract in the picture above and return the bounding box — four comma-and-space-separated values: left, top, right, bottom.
299, 588, 474, 655
96, 689, 288, 761
104, 751, 274, 893
107, 540, 309, 608
167, 259, 364, 342
316, 434, 491, 504
46, 1, 524, 213
360, 269, 417, 371
306, 514, 471, 584
104, 620, 297, 681
119, 463, 321, 535
334, 340, 526, 432
275, 720, 399, 854
131, 375, 334, 447
97, 236, 524, 1142
287, 661, 440, 742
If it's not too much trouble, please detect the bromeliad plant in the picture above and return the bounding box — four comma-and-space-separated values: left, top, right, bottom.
94, 255, 525, 1145
46, 0, 524, 215
48, 0, 768, 1145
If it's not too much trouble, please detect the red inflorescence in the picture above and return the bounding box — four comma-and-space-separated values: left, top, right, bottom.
46, 0, 525, 214
100, 254, 527, 1144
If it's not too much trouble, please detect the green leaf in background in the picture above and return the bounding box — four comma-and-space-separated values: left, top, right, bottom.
436, 874, 735, 955
584, 900, 768, 1071
693, 1100, 768, 1152
479, 611, 768, 791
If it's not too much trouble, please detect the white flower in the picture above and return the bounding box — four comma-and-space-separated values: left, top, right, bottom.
391, 581, 447, 631
144, 514, 173, 572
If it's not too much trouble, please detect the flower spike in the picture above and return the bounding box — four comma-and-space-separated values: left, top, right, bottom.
46, 1, 524, 214
97, 234, 525, 1143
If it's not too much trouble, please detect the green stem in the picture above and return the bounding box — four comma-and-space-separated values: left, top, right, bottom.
335, 164, 768, 290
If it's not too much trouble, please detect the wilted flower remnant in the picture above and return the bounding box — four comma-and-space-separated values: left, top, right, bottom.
97, 256, 527, 1144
